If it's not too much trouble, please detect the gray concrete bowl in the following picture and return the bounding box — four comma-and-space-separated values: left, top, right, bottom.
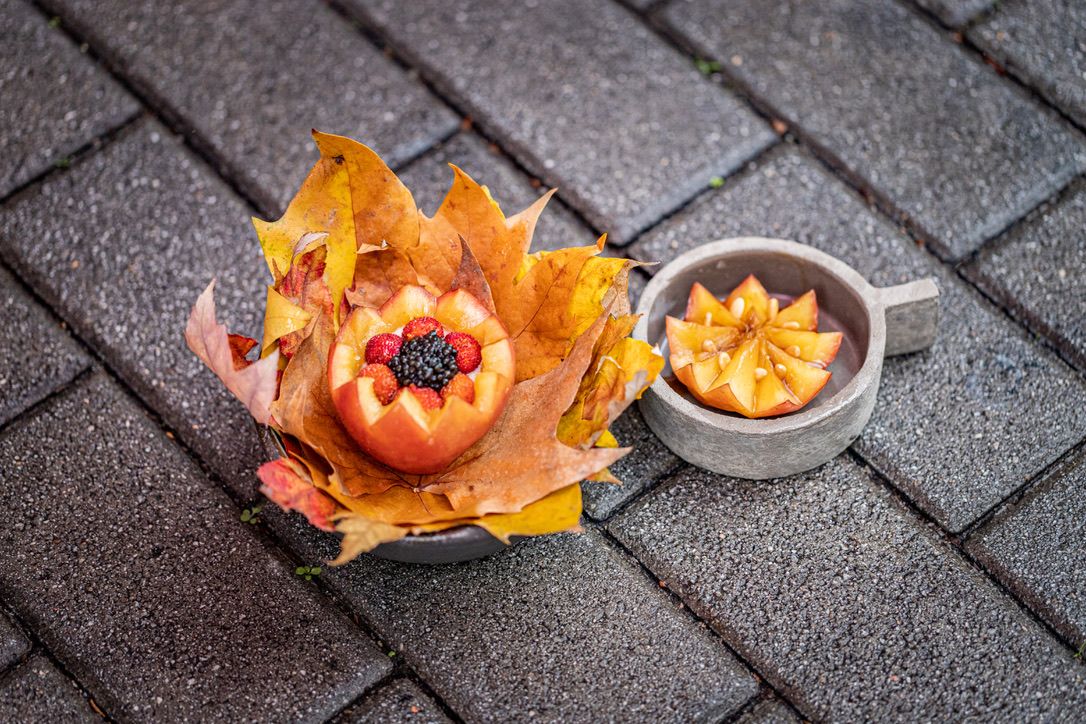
634, 237, 939, 480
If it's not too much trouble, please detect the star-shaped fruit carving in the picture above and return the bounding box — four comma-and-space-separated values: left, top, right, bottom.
667, 276, 842, 418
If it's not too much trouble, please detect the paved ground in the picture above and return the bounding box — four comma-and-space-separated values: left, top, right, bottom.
2, 0, 1085, 721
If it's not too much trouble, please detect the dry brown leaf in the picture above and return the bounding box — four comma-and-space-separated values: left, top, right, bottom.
422, 307, 630, 516
185, 280, 279, 424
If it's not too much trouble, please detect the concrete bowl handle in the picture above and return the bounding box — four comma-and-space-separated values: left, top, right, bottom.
876, 278, 940, 356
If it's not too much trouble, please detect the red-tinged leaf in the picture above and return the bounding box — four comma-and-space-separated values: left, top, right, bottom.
227, 334, 257, 370
185, 280, 279, 424
258, 457, 338, 532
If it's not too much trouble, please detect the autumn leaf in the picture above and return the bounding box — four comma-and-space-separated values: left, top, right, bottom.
252, 130, 419, 320
415, 165, 550, 297
185, 280, 279, 424
257, 457, 337, 532
261, 285, 311, 355
557, 314, 663, 450
474, 483, 582, 543
345, 246, 424, 309
503, 242, 635, 381
422, 306, 630, 516
331, 514, 408, 565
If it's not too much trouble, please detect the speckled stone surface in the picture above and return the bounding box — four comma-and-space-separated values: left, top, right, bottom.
351, 0, 775, 244
0, 373, 389, 720
631, 146, 1086, 532
45, 0, 457, 213
967, 451, 1086, 649
0, 653, 95, 722
916, 0, 994, 26
737, 697, 801, 724
966, 175, 1086, 370
264, 513, 758, 723
662, 0, 1086, 259
582, 406, 683, 520
971, 0, 1086, 128
338, 679, 451, 724
0, 0, 137, 198
0, 614, 29, 674
398, 132, 595, 252
609, 458, 1086, 721
0, 266, 87, 426
0, 119, 266, 496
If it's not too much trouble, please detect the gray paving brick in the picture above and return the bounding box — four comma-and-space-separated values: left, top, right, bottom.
0, 614, 28, 673
0, 119, 267, 496
582, 406, 682, 520
264, 513, 758, 724
0, 653, 95, 722
47, 0, 458, 213
0, 266, 88, 426
609, 458, 1086, 721
634, 148, 1086, 531
398, 132, 595, 253
971, 0, 1086, 128
350, 0, 775, 244
0, 0, 137, 198
737, 697, 801, 724
0, 373, 389, 720
966, 181, 1086, 370
915, 0, 994, 27
967, 451, 1086, 649
339, 679, 451, 724
662, 0, 1086, 259
630, 145, 1086, 532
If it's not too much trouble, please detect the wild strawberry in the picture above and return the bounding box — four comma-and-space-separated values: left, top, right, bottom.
358, 363, 399, 405
402, 316, 444, 340
401, 384, 443, 410
364, 332, 403, 365
441, 373, 475, 404
444, 332, 482, 373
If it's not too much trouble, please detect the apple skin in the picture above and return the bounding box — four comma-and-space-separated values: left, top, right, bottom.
667, 277, 841, 419
328, 285, 515, 475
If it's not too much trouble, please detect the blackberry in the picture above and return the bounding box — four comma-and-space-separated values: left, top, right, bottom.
388, 330, 460, 391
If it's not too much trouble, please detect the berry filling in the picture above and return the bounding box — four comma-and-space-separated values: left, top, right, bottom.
402, 316, 444, 340
388, 330, 460, 391
364, 332, 403, 365
444, 332, 482, 374
399, 384, 443, 410
441, 373, 476, 404
358, 363, 399, 405
359, 317, 485, 408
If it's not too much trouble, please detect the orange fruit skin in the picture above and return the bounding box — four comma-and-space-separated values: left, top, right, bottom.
328, 285, 515, 474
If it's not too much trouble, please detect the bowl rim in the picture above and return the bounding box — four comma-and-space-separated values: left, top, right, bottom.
634, 236, 887, 435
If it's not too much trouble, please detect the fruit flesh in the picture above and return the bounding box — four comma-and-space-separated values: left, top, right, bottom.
328, 285, 515, 474
667, 277, 842, 418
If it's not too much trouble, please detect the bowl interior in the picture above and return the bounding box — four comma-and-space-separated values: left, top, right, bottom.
645, 249, 872, 418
